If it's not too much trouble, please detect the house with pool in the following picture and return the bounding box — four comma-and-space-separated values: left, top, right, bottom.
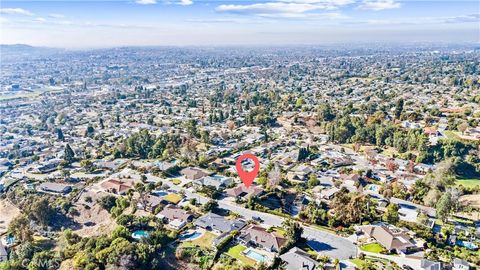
237, 224, 288, 253
157, 205, 194, 230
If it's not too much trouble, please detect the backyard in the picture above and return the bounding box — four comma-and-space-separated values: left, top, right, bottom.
226, 244, 257, 267
180, 231, 216, 250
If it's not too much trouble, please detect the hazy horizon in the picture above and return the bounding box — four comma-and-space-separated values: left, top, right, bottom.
1, 0, 479, 48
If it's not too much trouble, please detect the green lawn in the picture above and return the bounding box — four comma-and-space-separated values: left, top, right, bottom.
360, 243, 385, 253
226, 244, 257, 267
163, 193, 182, 204
350, 258, 365, 268
170, 179, 182, 185
270, 227, 287, 237
180, 231, 216, 250
456, 178, 480, 188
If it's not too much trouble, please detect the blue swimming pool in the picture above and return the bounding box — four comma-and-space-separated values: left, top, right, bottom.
180, 231, 202, 241
244, 249, 267, 262
132, 230, 150, 239
152, 191, 168, 196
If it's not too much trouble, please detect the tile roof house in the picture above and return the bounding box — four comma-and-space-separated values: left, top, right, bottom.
100, 179, 134, 195
360, 225, 415, 253
0, 242, 7, 262
195, 213, 246, 234
238, 224, 288, 252
225, 184, 264, 198
180, 167, 210, 180
280, 247, 318, 270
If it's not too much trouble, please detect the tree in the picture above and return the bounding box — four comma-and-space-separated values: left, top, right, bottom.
307, 174, 319, 188
98, 195, 117, 212
317, 103, 335, 122
382, 203, 400, 224
394, 98, 404, 119
57, 128, 64, 141
203, 200, 218, 212
436, 192, 453, 222
80, 159, 95, 172
282, 219, 303, 244
8, 215, 33, 242
29, 198, 56, 226
64, 144, 75, 163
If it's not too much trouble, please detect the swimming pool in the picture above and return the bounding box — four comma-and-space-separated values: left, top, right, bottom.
132, 230, 150, 239
244, 249, 267, 262
152, 191, 168, 196
180, 231, 202, 241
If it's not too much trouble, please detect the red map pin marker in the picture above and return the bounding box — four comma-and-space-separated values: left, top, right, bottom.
236, 153, 260, 188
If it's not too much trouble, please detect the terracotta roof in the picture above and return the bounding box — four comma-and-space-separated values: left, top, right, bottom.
101, 179, 133, 194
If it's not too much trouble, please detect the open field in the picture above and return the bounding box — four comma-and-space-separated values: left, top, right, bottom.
0, 199, 21, 234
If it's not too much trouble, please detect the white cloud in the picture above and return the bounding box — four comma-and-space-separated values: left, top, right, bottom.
34, 17, 46, 22
216, 0, 353, 18
444, 13, 479, 24
49, 13, 65, 19
0, 8, 34, 16
135, 0, 157, 4
216, 2, 322, 14
359, 0, 401, 11
178, 0, 193, 6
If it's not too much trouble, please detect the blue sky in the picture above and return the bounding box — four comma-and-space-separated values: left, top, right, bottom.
0, 0, 478, 48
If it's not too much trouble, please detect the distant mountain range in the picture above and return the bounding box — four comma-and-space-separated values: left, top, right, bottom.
0, 44, 63, 59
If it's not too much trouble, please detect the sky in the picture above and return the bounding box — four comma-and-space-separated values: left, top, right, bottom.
0, 0, 479, 48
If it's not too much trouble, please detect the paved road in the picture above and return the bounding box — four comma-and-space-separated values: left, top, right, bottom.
153, 174, 358, 260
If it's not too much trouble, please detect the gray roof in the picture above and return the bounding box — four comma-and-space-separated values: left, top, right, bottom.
453, 258, 469, 267
420, 259, 441, 270
195, 213, 246, 233
39, 182, 72, 193
280, 247, 318, 270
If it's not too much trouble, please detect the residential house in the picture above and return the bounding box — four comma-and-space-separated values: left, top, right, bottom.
360, 225, 415, 254
180, 167, 210, 180
194, 175, 233, 190
100, 179, 134, 195
195, 213, 246, 234
280, 247, 318, 270
38, 182, 72, 195
157, 205, 193, 230
420, 259, 442, 270
225, 184, 264, 199
452, 258, 470, 270
137, 195, 163, 212
286, 165, 314, 182
238, 224, 288, 252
